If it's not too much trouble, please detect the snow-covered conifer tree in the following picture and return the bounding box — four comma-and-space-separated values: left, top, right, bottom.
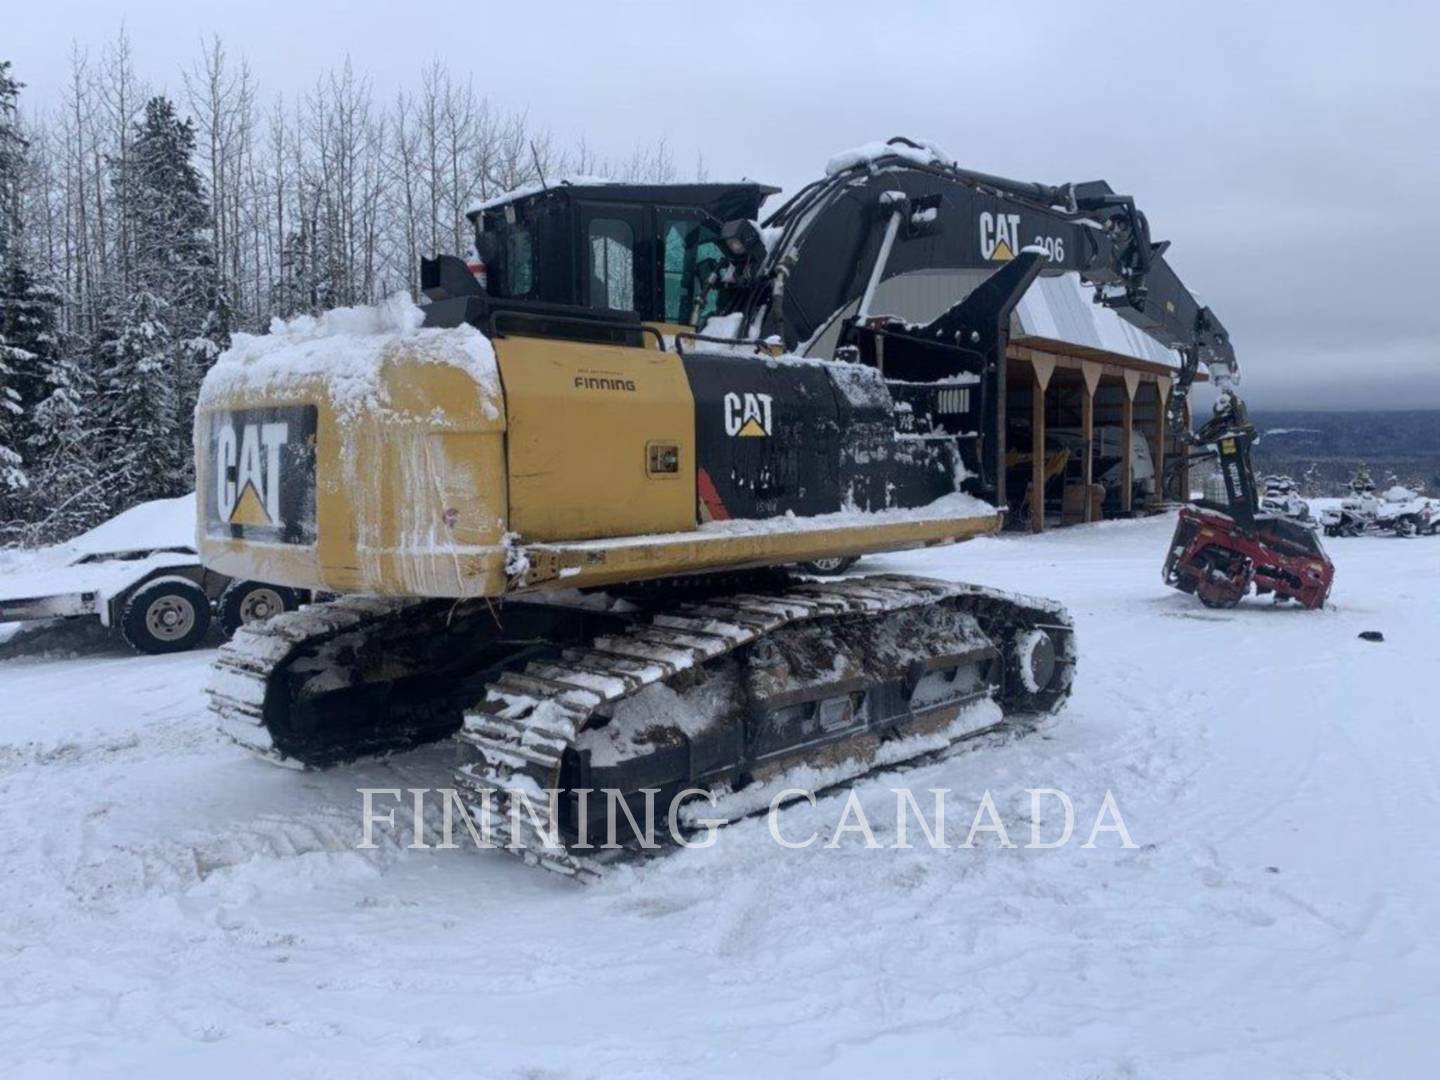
99, 287, 182, 506
0, 331, 32, 526
118, 96, 222, 440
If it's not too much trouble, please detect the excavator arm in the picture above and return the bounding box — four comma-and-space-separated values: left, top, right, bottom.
715, 136, 1250, 515
730, 138, 1233, 372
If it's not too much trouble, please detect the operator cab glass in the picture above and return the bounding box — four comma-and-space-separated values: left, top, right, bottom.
503, 227, 534, 297
587, 217, 636, 312
659, 211, 723, 323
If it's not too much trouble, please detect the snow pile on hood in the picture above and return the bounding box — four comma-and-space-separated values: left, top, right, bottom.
199, 293, 500, 419
825, 139, 955, 177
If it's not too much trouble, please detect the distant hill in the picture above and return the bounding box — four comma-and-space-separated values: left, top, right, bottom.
1247, 410, 1440, 494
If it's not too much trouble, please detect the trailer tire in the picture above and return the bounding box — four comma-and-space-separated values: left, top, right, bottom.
120, 577, 212, 655
219, 580, 301, 637
797, 556, 860, 576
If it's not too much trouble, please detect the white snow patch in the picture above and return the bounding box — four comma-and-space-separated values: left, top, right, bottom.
825, 139, 956, 176
466, 174, 615, 215
0, 495, 200, 611
2, 514, 1438, 1077
61, 494, 196, 558
198, 293, 501, 420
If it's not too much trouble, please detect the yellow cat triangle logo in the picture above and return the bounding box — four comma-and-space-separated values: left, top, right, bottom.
737, 417, 768, 437
990, 238, 1014, 262
229, 481, 272, 526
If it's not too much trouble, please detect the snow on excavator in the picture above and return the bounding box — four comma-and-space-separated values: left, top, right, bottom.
198, 137, 1249, 875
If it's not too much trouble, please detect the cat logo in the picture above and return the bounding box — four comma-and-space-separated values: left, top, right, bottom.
979, 211, 1022, 261
723, 392, 773, 437
216, 421, 290, 526
207, 404, 317, 544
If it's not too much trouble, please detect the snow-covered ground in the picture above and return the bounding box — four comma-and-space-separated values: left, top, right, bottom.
1, 515, 1435, 1079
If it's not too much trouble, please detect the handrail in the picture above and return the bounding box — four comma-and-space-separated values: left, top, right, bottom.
489, 309, 666, 351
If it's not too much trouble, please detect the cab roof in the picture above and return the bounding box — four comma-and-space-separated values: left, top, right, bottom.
469, 179, 780, 223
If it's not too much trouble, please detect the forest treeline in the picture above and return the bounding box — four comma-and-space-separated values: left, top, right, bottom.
0, 33, 686, 543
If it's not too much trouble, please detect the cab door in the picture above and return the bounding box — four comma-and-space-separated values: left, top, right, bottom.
578, 203, 650, 318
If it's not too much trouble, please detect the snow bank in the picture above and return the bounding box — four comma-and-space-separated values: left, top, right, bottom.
4, 516, 1439, 1076
199, 293, 501, 419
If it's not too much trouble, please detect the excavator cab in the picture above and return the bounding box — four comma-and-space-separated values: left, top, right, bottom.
418, 175, 1039, 513
452, 181, 777, 331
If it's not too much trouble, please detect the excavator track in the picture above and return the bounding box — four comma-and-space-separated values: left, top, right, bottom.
210, 593, 426, 765
209, 573, 1074, 879
209, 590, 614, 768
452, 574, 1074, 880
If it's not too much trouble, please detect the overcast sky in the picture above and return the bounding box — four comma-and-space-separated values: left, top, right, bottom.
6, 0, 1438, 409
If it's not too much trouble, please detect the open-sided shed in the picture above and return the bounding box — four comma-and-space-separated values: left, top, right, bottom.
1005, 273, 1200, 530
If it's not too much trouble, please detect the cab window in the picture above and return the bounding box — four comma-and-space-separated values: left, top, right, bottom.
588, 218, 635, 312
504, 227, 534, 297
660, 215, 722, 323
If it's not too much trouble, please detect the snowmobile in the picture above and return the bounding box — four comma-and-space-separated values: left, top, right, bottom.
198, 138, 1244, 876
1162, 396, 1334, 610
1319, 474, 1385, 536
1259, 475, 1311, 522
1319, 500, 1376, 538
1372, 486, 1439, 537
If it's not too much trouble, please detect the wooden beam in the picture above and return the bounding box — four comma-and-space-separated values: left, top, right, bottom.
1180, 395, 1193, 503
1031, 353, 1056, 393
1031, 367, 1047, 532
1081, 374, 1095, 523
1122, 368, 1142, 403
1121, 390, 1134, 515
1012, 334, 1210, 382
1153, 378, 1170, 505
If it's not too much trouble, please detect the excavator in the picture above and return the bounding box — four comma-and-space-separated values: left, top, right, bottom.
198, 137, 1293, 877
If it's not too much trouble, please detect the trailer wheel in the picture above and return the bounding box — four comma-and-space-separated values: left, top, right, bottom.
120, 577, 212, 655
219, 580, 300, 637
798, 556, 860, 576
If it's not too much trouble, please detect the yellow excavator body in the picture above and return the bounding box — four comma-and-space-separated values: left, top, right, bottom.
196, 328, 996, 601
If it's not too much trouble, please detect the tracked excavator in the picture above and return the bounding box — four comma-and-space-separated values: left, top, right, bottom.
200, 137, 1262, 876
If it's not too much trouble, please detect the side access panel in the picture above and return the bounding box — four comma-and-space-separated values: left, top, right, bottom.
495, 336, 696, 542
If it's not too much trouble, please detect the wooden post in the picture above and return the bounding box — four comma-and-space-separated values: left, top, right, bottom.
1121, 370, 1140, 515
1180, 395, 1193, 502
1081, 361, 1100, 523
1153, 377, 1170, 505
1030, 354, 1055, 533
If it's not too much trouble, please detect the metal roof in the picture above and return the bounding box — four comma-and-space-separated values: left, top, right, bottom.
801, 268, 1182, 368
1012, 273, 1178, 366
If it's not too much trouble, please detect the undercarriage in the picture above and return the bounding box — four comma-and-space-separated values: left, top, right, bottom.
210, 572, 1075, 877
